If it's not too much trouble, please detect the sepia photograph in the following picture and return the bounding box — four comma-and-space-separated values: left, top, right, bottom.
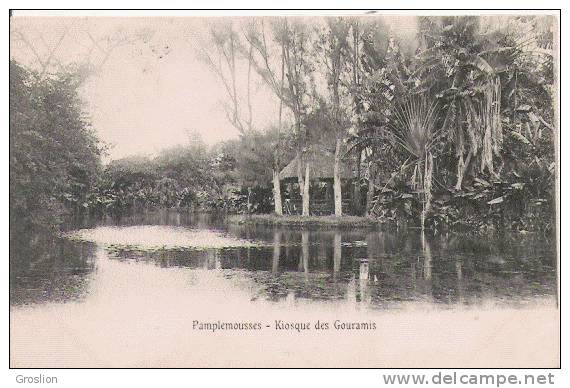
8, 9, 560, 369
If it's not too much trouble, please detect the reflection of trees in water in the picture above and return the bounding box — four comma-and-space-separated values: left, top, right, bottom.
272, 231, 281, 273
300, 231, 309, 281
92, 210, 227, 229
358, 259, 371, 306
333, 232, 341, 278
10, 235, 97, 305
10, 210, 557, 309
101, 225, 556, 308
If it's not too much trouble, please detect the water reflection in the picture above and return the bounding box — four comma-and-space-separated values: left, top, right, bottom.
10, 211, 557, 309
10, 235, 97, 306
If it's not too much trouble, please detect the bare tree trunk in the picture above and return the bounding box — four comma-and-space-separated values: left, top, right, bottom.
455, 151, 472, 190
296, 151, 306, 215
302, 162, 310, 216
333, 138, 343, 216
273, 169, 283, 215
353, 149, 363, 215
455, 154, 465, 191
246, 43, 253, 131
247, 187, 252, 214
202, 25, 250, 135
273, 45, 285, 216
421, 153, 434, 232
365, 162, 377, 217
421, 231, 432, 282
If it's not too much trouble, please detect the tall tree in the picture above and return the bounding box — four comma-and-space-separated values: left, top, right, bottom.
346, 18, 392, 216
200, 22, 254, 135
246, 18, 315, 216
10, 61, 103, 234
315, 18, 351, 216
413, 16, 554, 188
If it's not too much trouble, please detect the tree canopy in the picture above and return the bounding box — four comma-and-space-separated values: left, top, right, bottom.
10, 15, 557, 234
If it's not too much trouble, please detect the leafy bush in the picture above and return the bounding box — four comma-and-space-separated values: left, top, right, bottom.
10, 61, 103, 235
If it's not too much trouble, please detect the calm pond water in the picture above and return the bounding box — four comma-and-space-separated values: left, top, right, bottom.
10, 211, 557, 309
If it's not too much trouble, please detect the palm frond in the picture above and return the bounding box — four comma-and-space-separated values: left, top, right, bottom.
387, 95, 441, 159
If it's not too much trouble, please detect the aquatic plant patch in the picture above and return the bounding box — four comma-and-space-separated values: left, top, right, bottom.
65, 225, 267, 250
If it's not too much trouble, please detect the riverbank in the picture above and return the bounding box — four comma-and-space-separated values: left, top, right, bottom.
228, 214, 384, 228
227, 213, 555, 238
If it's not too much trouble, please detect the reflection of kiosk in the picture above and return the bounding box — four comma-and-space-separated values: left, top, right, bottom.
272, 231, 281, 273
359, 259, 370, 305
333, 233, 342, 278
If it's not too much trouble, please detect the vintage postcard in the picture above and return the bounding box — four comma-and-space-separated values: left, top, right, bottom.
9, 9, 560, 369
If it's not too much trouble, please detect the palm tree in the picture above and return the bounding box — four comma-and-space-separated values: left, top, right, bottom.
387, 95, 443, 230
415, 15, 553, 190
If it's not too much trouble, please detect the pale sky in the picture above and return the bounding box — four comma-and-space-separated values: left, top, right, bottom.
10, 15, 418, 161
10, 16, 283, 161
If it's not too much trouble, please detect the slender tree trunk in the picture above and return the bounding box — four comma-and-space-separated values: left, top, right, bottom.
246, 43, 253, 131
455, 153, 465, 191
421, 231, 432, 282
296, 151, 306, 215
273, 170, 283, 215
247, 187, 252, 214
455, 151, 472, 190
421, 153, 434, 232
302, 162, 310, 216
352, 149, 363, 215
333, 138, 343, 216
365, 162, 377, 217
272, 41, 285, 216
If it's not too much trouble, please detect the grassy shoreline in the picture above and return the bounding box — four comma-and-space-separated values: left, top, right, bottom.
226, 214, 550, 237
228, 214, 384, 228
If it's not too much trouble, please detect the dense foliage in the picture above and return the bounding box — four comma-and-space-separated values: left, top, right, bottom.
9, 57, 293, 233
10, 61, 103, 236
10, 15, 557, 236
341, 16, 556, 233
86, 128, 295, 216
